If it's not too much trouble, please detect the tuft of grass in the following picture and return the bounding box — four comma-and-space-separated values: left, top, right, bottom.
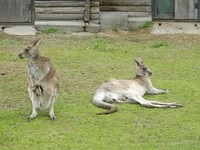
112, 27, 118, 32
0, 33, 200, 149
129, 21, 154, 31
140, 21, 154, 29
151, 42, 169, 48
41, 27, 59, 34
0, 38, 15, 45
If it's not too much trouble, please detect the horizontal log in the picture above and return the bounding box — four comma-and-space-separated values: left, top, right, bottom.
35, 1, 99, 7
35, 7, 99, 14
36, 0, 98, 1
36, 7, 84, 14
100, 6, 151, 12
100, 0, 151, 6
36, 0, 85, 1
36, 0, 99, 1
91, 7, 99, 14
36, 14, 83, 20
91, 14, 99, 20
36, 14, 99, 20
35, 1, 84, 7
90, 19, 100, 24
35, 0, 99, 2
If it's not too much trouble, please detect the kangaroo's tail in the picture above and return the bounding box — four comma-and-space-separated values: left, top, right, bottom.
93, 94, 117, 115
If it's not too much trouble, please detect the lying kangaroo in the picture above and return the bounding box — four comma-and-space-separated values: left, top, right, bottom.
93, 59, 182, 115
19, 39, 59, 120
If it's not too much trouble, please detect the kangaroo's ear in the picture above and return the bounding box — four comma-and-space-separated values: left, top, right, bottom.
134, 59, 139, 66
134, 58, 142, 66
32, 38, 41, 46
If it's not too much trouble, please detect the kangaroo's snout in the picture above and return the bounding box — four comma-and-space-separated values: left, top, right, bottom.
18, 53, 23, 59
149, 71, 152, 76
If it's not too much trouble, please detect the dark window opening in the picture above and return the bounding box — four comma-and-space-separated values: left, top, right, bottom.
154, 0, 175, 19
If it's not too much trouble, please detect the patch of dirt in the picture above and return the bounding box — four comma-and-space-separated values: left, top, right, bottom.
1, 28, 200, 45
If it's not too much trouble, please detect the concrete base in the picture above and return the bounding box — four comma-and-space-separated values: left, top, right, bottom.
100, 12, 128, 30
0, 26, 3, 32
151, 22, 200, 34
100, 11, 151, 30
85, 23, 100, 33
35, 21, 85, 32
3, 26, 37, 35
127, 16, 152, 29
35, 20, 100, 33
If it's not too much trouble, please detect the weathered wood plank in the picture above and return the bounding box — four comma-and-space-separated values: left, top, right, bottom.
36, 0, 85, 1
100, 6, 151, 12
35, 1, 84, 7
175, 0, 197, 19
35, 7, 84, 14
36, 13, 99, 20
90, 19, 100, 24
35, 1, 99, 7
35, 7, 99, 14
35, 20, 85, 32
36, 14, 84, 20
91, 7, 99, 14
91, 14, 99, 20
100, 0, 151, 6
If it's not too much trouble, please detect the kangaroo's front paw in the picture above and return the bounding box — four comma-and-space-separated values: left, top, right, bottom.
49, 110, 56, 120
27, 116, 33, 120
27, 114, 36, 120
50, 115, 56, 121
27, 110, 38, 120
32, 84, 43, 95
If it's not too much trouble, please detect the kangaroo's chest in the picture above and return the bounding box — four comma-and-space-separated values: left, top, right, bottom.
28, 60, 43, 80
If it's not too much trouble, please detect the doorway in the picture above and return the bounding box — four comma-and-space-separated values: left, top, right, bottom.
0, 0, 34, 24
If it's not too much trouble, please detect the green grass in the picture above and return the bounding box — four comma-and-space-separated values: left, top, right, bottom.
41, 27, 59, 34
0, 32, 200, 150
129, 21, 154, 31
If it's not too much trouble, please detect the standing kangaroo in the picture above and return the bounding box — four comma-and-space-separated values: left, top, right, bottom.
93, 59, 182, 115
19, 39, 59, 120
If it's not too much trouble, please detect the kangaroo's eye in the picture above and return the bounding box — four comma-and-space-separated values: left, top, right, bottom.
25, 49, 29, 52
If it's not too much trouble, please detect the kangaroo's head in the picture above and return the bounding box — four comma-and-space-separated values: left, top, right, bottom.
134, 58, 152, 77
18, 38, 41, 59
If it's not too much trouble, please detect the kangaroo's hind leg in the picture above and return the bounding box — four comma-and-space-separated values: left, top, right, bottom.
136, 95, 181, 108
149, 101, 183, 108
27, 89, 38, 120
127, 93, 170, 108
49, 89, 58, 120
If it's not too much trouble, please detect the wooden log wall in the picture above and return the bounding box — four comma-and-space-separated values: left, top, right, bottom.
35, 0, 99, 23
100, 0, 151, 12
